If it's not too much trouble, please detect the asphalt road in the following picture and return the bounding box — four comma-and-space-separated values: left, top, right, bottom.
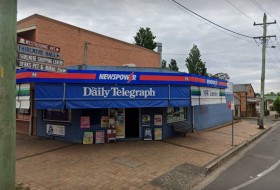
203, 121, 280, 190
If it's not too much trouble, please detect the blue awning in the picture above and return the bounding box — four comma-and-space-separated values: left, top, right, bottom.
35, 83, 191, 109
35, 83, 65, 109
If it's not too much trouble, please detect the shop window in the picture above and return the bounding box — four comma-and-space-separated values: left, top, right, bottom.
167, 107, 187, 123
43, 109, 71, 122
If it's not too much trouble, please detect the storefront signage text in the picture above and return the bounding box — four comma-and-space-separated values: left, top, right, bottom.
83, 87, 155, 98
99, 73, 136, 81
17, 44, 60, 58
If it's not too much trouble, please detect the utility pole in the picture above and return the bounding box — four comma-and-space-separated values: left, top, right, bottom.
253, 13, 276, 129
0, 0, 17, 189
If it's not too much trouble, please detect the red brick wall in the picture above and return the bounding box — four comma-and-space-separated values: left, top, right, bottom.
17, 15, 160, 68
16, 120, 29, 134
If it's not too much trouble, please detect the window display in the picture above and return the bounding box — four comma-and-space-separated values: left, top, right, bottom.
167, 107, 186, 123
109, 108, 125, 138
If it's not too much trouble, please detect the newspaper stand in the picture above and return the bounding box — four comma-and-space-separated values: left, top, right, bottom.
107, 128, 116, 143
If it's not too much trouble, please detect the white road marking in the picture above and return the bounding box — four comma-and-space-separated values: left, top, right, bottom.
229, 159, 280, 190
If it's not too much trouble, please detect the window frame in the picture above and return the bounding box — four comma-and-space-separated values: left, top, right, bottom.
42, 109, 71, 123
167, 107, 187, 123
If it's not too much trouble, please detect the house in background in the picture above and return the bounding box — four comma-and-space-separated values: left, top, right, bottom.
264, 95, 278, 111
234, 84, 270, 117
233, 84, 257, 117
234, 94, 241, 119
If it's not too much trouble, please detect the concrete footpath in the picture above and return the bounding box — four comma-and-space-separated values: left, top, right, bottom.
16, 117, 280, 190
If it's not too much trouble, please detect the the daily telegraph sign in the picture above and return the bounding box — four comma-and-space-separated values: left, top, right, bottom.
66, 85, 168, 100
17, 37, 66, 73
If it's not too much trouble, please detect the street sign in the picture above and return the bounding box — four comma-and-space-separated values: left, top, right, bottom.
18, 53, 64, 66
17, 60, 67, 73
17, 37, 60, 52
17, 44, 60, 58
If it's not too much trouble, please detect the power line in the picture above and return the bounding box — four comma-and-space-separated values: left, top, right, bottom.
169, 0, 254, 39
162, 45, 258, 56
166, 0, 254, 42
225, 0, 263, 35
225, 0, 255, 23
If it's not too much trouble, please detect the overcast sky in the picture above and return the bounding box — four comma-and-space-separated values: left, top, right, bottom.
17, 0, 280, 93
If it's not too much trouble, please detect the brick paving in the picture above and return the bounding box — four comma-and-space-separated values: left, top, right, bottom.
16, 118, 277, 190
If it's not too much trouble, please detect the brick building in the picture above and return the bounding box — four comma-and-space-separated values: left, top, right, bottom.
17, 14, 160, 68
233, 84, 257, 117
16, 14, 161, 135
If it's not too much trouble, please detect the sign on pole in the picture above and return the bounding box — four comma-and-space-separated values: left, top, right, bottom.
17, 37, 60, 52
17, 60, 67, 73
16, 37, 66, 73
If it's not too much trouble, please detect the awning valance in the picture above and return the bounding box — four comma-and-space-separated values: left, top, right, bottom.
35, 83, 191, 109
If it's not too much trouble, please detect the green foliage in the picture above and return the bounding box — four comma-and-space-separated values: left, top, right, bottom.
273, 96, 280, 114
211, 72, 230, 81
161, 59, 167, 69
185, 44, 207, 76
134, 27, 157, 50
168, 59, 179, 71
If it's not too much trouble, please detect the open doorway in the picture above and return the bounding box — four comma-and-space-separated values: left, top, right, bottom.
125, 108, 139, 138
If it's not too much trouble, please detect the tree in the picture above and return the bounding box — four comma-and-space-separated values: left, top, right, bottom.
168, 59, 179, 71
161, 59, 167, 69
211, 72, 230, 81
273, 96, 280, 114
185, 44, 207, 76
134, 27, 157, 50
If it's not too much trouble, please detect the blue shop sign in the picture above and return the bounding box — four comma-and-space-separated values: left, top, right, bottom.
66, 84, 169, 100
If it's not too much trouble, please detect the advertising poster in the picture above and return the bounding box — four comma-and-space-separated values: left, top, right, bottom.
95, 130, 105, 144
109, 117, 115, 128
46, 124, 65, 136
80, 116, 90, 128
154, 128, 162, 140
144, 127, 152, 140
83, 132, 93, 144
154, 115, 162, 126
110, 108, 125, 138
101, 116, 109, 128
142, 114, 150, 126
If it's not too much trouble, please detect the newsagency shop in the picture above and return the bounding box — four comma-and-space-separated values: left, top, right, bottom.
16, 66, 232, 144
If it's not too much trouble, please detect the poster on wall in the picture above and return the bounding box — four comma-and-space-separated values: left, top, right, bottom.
95, 130, 105, 144
80, 116, 90, 128
101, 116, 109, 128
154, 128, 162, 140
110, 108, 125, 138
109, 117, 115, 128
46, 124, 65, 136
142, 114, 150, 126
154, 115, 162, 126
83, 132, 93, 144
144, 127, 152, 140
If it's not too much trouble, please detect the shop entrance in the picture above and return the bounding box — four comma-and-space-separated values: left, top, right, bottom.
125, 108, 139, 138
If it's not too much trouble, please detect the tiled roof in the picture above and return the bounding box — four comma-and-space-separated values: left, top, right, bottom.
233, 84, 251, 92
